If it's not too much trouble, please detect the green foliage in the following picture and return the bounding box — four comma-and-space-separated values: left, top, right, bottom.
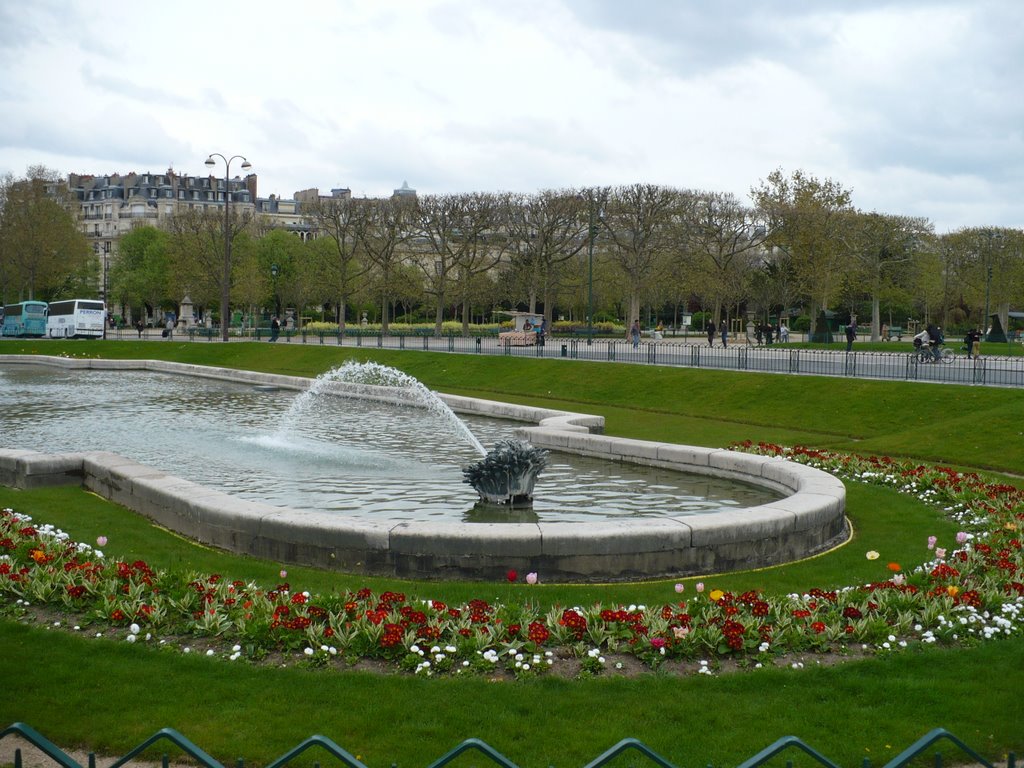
0, 345, 1022, 766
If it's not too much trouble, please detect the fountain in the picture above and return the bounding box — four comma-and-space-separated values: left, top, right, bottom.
462, 439, 548, 506
281, 361, 551, 510
278, 360, 488, 456
0, 356, 848, 581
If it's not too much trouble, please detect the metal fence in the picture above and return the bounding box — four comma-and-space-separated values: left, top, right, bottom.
1, 723, 1016, 768
106, 327, 1024, 389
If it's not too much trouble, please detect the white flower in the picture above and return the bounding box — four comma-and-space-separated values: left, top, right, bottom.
126, 634, 137, 643
303, 647, 314, 656
129, 623, 141, 634
206, 649, 215, 657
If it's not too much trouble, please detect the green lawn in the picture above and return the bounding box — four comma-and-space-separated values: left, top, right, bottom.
1, 341, 1021, 767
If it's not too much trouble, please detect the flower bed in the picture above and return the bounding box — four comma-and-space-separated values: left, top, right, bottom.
1, 445, 1021, 677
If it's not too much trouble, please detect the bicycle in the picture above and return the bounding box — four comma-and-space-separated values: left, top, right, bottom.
911, 342, 954, 364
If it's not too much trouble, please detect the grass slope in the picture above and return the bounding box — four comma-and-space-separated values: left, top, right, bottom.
0, 341, 1021, 765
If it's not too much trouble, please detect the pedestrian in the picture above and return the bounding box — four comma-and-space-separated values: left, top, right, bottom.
134, 319, 144, 339
754, 324, 763, 346
706, 321, 716, 347
779, 323, 789, 343
629, 320, 640, 349
926, 322, 942, 361
720, 319, 728, 348
965, 327, 981, 359
536, 318, 546, 347
764, 323, 773, 345
270, 316, 281, 342
164, 316, 174, 340
845, 320, 857, 352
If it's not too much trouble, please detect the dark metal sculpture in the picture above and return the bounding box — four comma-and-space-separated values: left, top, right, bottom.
462, 439, 548, 507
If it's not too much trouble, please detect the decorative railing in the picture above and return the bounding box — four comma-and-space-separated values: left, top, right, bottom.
101, 328, 1024, 389
0, 724, 1014, 768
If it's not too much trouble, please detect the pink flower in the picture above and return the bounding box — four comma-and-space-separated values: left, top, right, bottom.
956, 531, 969, 544
279, 569, 287, 579
96, 536, 108, 547
525, 572, 538, 585
674, 583, 685, 594
651, 637, 667, 649
695, 582, 705, 593
892, 573, 905, 586
927, 536, 937, 550
935, 548, 946, 560
673, 626, 690, 639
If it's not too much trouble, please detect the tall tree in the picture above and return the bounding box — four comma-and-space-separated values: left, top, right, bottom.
686, 190, 766, 326
599, 184, 681, 326
503, 189, 589, 324
413, 193, 505, 335
0, 167, 92, 303
842, 211, 932, 339
108, 225, 171, 324
302, 195, 366, 330
355, 197, 413, 334
751, 169, 854, 337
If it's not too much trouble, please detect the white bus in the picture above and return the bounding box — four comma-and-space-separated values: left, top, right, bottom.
47, 299, 106, 339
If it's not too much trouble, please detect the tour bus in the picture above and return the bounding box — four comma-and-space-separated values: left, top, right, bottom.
1, 300, 49, 337
46, 299, 106, 339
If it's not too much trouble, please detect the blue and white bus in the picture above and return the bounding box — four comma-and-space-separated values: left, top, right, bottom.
1, 301, 49, 337
46, 299, 106, 339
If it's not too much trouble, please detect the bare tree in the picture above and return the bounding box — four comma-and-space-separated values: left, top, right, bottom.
355, 197, 413, 334
302, 195, 366, 331
413, 193, 507, 335
502, 189, 589, 325
685, 190, 767, 327
599, 184, 682, 326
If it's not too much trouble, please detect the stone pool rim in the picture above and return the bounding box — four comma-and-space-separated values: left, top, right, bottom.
0, 355, 847, 582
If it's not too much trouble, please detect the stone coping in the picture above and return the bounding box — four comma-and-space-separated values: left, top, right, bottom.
0, 356, 847, 581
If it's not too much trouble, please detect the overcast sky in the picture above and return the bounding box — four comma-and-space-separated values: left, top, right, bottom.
1, 0, 1021, 233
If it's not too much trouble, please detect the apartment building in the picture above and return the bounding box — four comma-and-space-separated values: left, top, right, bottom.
68, 168, 259, 263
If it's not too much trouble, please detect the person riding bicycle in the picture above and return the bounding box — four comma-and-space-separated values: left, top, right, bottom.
913, 328, 933, 361
926, 323, 944, 362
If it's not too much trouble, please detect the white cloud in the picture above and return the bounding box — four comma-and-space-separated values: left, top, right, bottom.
0, 0, 1021, 232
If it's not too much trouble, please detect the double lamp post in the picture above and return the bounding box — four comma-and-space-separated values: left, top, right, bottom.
205, 153, 252, 342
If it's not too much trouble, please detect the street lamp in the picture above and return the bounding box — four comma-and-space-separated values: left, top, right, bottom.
585, 193, 605, 345
270, 263, 279, 318
204, 153, 252, 342
982, 229, 1002, 341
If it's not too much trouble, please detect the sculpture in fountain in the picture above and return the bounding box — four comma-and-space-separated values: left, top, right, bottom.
462, 439, 548, 506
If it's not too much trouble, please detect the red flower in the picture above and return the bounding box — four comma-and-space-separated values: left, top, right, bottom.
506, 569, 518, 582
810, 621, 826, 634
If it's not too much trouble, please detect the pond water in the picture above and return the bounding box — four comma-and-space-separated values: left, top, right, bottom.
0, 364, 780, 522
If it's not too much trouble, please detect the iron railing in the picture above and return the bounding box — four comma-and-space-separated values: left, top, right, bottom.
100, 328, 1024, 389
0, 723, 1016, 768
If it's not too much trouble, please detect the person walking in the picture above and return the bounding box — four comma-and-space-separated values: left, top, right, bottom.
926, 322, 942, 361
845, 320, 857, 352
164, 317, 174, 340
720, 319, 728, 348
965, 327, 981, 359
706, 321, 716, 347
629, 320, 641, 349
269, 316, 281, 342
